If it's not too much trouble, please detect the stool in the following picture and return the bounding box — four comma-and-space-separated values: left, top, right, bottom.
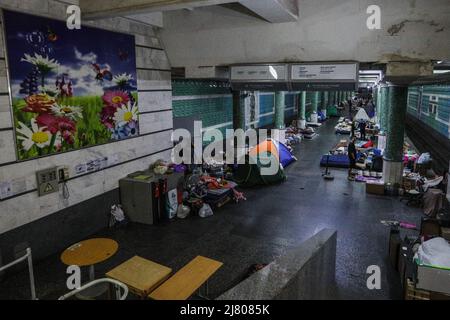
106, 256, 172, 298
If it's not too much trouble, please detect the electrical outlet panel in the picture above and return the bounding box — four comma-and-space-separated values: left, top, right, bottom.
58, 166, 70, 182
36, 167, 59, 196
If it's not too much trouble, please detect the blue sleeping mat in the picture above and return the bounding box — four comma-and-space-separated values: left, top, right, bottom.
320, 154, 350, 168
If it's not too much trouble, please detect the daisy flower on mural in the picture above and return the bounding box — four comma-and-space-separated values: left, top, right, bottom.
113, 73, 133, 88
102, 90, 130, 109
16, 118, 52, 151
21, 53, 60, 75
114, 101, 138, 127
51, 104, 83, 120
39, 85, 60, 98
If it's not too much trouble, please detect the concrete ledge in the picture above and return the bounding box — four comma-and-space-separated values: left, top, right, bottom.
217, 228, 337, 300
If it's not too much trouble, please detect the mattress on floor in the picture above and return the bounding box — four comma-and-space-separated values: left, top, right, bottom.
320, 154, 350, 168
303, 133, 318, 140
335, 128, 351, 134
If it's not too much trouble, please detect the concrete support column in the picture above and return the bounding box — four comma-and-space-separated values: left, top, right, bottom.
374, 86, 380, 123
232, 90, 245, 130
378, 85, 388, 132
275, 91, 285, 129
322, 91, 329, 117
382, 85, 408, 185
310, 91, 319, 123
298, 91, 306, 129
329, 91, 335, 106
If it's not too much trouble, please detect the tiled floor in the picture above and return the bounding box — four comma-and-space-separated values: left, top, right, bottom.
0, 117, 423, 300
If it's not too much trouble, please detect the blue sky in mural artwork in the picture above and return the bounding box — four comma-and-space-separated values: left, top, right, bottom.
3, 10, 138, 97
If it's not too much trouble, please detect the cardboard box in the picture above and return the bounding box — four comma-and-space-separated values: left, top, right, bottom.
366, 180, 385, 195
441, 227, 450, 241
416, 263, 450, 295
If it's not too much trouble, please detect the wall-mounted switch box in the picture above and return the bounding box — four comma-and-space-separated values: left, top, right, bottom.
58, 166, 69, 182
36, 167, 59, 196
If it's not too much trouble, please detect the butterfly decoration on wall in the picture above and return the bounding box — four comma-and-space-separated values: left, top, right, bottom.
91, 63, 113, 82
118, 49, 129, 61
24, 25, 59, 55
47, 26, 58, 42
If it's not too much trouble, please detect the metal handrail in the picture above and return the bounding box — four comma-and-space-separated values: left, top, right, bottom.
0, 248, 36, 300
58, 278, 129, 300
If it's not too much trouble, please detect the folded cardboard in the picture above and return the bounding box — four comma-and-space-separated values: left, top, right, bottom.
416, 263, 450, 295
366, 180, 385, 195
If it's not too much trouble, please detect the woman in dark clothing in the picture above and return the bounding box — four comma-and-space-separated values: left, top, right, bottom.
359, 121, 367, 140
348, 137, 357, 181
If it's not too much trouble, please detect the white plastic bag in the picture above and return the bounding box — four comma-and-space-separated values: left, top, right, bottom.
417, 152, 431, 164
177, 204, 190, 219
110, 204, 125, 227
166, 189, 178, 219
416, 237, 450, 268
198, 203, 213, 218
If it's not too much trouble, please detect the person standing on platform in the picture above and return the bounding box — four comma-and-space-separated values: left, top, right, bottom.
359, 120, 367, 140
348, 137, 357, 181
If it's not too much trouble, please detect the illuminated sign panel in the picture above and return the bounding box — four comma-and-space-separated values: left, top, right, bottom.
231, 65, 288, 81
290, 63, 359, 90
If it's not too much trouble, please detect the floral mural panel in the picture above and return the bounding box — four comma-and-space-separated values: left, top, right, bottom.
2, 10, 139, 160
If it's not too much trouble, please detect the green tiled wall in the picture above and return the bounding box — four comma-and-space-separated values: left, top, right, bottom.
407, 84, 450, 139
172, 80, 231, 96
172, 80, 233, 145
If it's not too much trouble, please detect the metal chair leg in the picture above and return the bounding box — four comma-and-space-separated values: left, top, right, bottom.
197, 280, 210, 300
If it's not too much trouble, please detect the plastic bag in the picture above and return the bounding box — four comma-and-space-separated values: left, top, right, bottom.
177, 204, 190, 219
166, 189, 178, 219
198, 203, 213, 218
417, 152, 431, 164
416, 237, 450, 268
109, 204, 127, 227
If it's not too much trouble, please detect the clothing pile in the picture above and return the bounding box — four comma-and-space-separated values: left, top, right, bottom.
285, 125, 303, 147
300, 127, 317, 140
318, 110, 327, 122
182, 171, 246, 218
335, 117, 352, 134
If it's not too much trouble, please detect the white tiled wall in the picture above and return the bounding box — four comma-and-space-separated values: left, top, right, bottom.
138, 91, 172, 113
0, 0, 174, 234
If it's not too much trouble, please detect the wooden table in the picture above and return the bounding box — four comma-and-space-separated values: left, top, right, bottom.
106, 256, 172, 298
148, 255, 223, 300
61, 238, 118, 280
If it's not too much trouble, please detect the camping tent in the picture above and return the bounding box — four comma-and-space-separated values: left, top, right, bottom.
353, 108, 370, 121
233, 139, 296, 187
249, 139, 296, 168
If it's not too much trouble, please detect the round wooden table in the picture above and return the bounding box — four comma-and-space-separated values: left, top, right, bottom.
61, 238, 118, 280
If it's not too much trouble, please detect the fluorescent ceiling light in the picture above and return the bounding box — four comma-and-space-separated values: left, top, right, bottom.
269, 66, 278, 80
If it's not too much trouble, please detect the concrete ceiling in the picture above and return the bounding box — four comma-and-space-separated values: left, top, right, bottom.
80, 0, 298, 24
